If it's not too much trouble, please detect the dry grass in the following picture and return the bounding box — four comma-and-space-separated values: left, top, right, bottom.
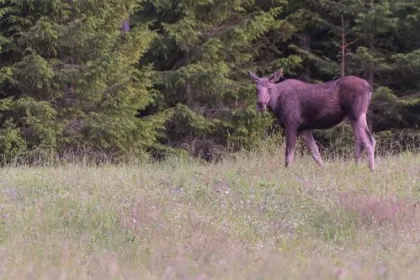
0, 148, 419, 279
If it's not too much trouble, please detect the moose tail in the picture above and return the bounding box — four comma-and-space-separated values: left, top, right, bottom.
367, 85, 373, 101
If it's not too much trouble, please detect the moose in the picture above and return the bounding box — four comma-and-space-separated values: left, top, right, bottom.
248, 69, 376, 170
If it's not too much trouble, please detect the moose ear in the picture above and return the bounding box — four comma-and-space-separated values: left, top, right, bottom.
248, 71, 260, 82
269, 68, 284, 83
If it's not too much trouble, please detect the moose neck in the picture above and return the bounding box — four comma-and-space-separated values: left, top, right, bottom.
267, 79, 312, 112
267, 91, 281, 112
266, 79, 293, 112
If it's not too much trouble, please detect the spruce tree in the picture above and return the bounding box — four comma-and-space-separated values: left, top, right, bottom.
137, 0, 295, 155
0, 0, 168, 161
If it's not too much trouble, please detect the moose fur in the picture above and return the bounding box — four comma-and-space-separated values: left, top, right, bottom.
248, 69, 376, 170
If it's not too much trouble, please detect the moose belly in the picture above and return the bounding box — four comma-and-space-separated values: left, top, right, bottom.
299, 112, 345, 130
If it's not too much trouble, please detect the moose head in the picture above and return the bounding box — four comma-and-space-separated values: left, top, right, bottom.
248, 68, 284, 112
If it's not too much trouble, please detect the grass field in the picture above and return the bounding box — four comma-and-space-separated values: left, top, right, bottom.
0, 147, 419, 279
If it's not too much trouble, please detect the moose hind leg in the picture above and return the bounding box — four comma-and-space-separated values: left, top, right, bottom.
285, 128, 298, 167
357, 115, 376, 171
351, 122, 364, 165
363, 126, 376, 171
300, 130, 324, 167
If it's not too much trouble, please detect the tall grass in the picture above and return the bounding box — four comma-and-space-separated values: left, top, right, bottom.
0, 146, 419, 279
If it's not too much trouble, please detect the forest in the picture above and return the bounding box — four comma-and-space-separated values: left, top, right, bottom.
0, 0, 419, 162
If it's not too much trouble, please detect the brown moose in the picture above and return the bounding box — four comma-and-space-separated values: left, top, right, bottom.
248, 69, 376, 170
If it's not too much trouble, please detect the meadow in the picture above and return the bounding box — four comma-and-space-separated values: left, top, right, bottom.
0, 146, 419, 279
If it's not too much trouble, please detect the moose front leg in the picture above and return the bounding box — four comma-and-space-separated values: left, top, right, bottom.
300, 130, 324, 167
285, 128, 298, 167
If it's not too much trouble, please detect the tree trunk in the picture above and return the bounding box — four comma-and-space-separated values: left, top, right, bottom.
341, 15, 346, 77
300, 35, 311, 80
367, 0, 375, 86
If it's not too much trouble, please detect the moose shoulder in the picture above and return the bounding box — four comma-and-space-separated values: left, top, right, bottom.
248, 69, 376, 170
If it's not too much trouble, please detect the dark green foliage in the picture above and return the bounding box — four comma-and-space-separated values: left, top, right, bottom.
0, 0, 418, 162
136, 0, 293, 155
0, 0, 169, 162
